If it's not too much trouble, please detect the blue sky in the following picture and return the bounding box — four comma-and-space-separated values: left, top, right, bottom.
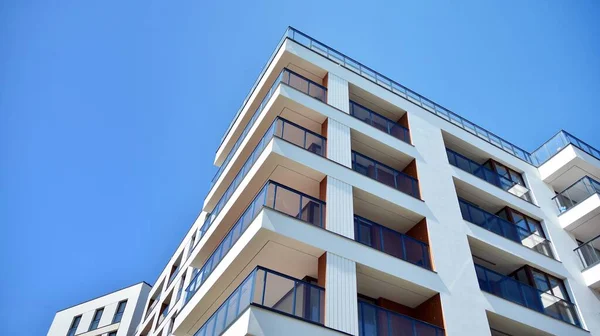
1, 1, 599, 335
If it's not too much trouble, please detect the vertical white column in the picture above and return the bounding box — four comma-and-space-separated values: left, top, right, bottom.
325, 252, 359, 335
327, 119, 352, 167
409, 113, 492, 335
325, 177, 354, 239
326, 73, 350, 113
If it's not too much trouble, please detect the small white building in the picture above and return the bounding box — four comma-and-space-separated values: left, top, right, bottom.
47, 282, 151, 336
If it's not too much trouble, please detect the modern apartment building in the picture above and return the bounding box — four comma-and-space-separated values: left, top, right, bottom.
47, 282, 151, 336
53, 27, 600, 336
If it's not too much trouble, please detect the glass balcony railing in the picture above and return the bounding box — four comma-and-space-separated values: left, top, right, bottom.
185, 181, 325, 305
167, 266, 180, 286
211, 67, 327, 187
358, 300, 444, 336
157, 304, 170, 326
474, 264, 582, 328
446, 148, 532, 202
285, 27, 533, 165
553, 176, 600, 214
198, 116, 326, 249
574, 234, 600, 270
145, 294, 160, 320
458, 199, 554, 258
531, 130, 600, 166
354, 215, 431, 269
192, 266, 325, 336
349, 100, 410, 144
351, 151, 419, 198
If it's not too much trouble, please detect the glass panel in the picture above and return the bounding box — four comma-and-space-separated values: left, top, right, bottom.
273, 185, 301, 217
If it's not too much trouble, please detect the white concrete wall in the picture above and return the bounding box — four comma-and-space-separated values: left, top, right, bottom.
47, 282, 150, 336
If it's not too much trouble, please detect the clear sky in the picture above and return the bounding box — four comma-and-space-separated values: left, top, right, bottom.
1, 1, 599, 335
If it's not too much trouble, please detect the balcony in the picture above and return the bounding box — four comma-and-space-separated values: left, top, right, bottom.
446, 148, 531, 202
211, 67, 326, 188
358, 300, 444, 336
555, 176, 600, 213
553, 176, 600, 239
574, 235, 600, 289
145, 293, 160, 320
286, 27, 533, 165
185, 181, 325, 305
197, 116, 326, 250
474, 264, 582, 328
349, 100, 410, 144
351, 151, 419, 199
458, 199, 553, 258
533, 131, 600, 188
354, 215, 431, 270
191, 266, 327, 336
532, 130, 600, 166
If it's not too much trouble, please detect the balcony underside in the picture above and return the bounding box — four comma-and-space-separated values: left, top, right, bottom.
486, 310, 553, 336
175, 208, 442, 336
538, 145, 600, 189
466, 235, 566, 279
481, 293, 588, 336
222, 305, 346, 336
558, 193, 600, 240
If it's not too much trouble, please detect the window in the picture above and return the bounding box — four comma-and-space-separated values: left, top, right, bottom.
66, 315, 81, 336
168, 316, 176, 335
112, 300, 127, 323
497, 207, 547, 238
89, 308, 104, 330
176, 274, 186, 303
108, 332, 117, 336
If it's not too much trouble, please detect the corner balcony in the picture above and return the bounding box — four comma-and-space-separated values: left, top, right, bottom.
474, 264, 584, 332
553, 176, 600, 240
446, 148, 532, 203
458, 199, 553, 259
190, 266, 339, 336
196, 115, 326, 253
185, 180, 325, 307
574, 235, 600, 289
532, 131, 600, 188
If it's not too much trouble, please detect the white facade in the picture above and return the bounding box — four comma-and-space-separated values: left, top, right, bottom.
53, 27, 600, 336
48, 282, 151, 336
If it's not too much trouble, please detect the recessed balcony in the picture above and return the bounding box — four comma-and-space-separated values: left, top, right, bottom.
446, 148, 532, 203
474, 263, 582, 329
458, 198, 553, 258
349, 100, 410, 144
351, 151, 420, 199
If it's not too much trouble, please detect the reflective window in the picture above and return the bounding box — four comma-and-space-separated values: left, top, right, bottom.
66, 315, 81, 336
89, 308, 104, 330
112, 300, 127, 323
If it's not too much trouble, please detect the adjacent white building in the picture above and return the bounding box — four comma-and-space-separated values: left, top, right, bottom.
51, 27, 600, 336
47, 282, 151, 336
